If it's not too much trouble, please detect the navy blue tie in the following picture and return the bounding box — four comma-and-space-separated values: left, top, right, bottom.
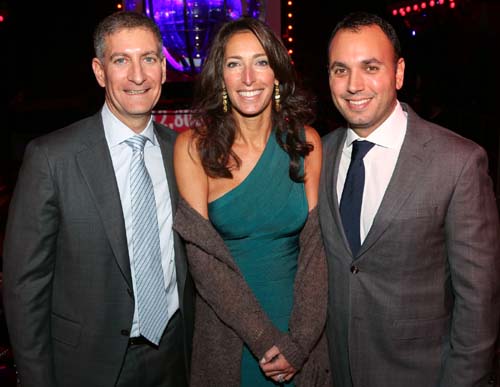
339, 140, 375, 256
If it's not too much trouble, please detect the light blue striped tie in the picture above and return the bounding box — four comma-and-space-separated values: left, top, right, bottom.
125, 135, 169, 345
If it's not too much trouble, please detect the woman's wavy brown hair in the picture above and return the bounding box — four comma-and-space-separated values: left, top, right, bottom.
191, 17, 315, 182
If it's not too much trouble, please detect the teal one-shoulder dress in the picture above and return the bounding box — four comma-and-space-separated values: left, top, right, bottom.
208, 131, 308, 386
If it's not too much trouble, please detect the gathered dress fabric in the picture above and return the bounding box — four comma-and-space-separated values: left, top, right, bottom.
173, 131, 332, 387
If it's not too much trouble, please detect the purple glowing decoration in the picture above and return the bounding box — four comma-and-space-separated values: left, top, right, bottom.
124, 0, 265, 75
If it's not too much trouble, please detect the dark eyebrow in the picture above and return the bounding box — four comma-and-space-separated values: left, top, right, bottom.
109, 52, 128, 60
361, 58, 383, 65
329, 57, 384, 72
142, 50, 161, 57
329, 61, 347, 71
109, 50, 160, 60
225, 52, 267, 61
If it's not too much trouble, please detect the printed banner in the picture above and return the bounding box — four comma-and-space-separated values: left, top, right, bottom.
153, 109, 192, 132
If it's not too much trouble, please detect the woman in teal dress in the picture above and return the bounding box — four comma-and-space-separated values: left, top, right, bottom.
174, 17, 331, 386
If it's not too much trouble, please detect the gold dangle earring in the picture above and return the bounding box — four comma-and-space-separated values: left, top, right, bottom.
274, 81, 281, 112
222, 86, 228, 113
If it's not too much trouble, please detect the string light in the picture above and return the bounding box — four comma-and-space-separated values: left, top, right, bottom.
0, 6, 8, 23
391, 0, 457, 16
116, 3, 123, 9
283, 0, 294, 59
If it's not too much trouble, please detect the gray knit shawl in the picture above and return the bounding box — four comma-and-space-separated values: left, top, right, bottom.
173, 198, 332, 386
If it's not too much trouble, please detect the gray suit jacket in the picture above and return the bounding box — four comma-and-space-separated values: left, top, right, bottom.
2, 112, 194, 387
319, 103, 500, 387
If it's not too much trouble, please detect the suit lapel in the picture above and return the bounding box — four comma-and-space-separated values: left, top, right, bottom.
323, 129, 353, 257
331, 132, 350, 246
325, 134, 343, 221
358, 105, 432, 257
76, 115, 132, 286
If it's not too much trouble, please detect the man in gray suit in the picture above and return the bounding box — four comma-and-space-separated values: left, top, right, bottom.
2, 11, 193, 387
319, 11, 500, 386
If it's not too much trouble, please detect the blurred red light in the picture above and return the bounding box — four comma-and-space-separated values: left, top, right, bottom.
392, 9, 398, 15
421, 2, 427, 8
450, 2, 456, 7
406, 6, 411, 12
429, 0, 435, 6
413, 4, 419, 10
0, 15, 4, 22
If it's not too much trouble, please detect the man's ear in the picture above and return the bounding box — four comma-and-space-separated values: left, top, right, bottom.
92, 58, 106, 88
395, 57, 405, 91
161, 56, 167, 85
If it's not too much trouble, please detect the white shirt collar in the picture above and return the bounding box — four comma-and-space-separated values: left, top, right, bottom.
345, 100, 407, 150
101, 103, 157, 148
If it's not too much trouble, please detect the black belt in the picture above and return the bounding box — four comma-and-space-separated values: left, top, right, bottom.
128, 310, 180, 347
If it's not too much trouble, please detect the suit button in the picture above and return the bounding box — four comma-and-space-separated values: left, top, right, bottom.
350, 265, 359, 274
121, 329, 130, 336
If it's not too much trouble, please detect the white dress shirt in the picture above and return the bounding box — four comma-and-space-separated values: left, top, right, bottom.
101, 103, 179, 337
337, 101, 408, 244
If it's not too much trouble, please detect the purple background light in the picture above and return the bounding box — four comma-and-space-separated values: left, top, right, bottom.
125, 0, 263, 75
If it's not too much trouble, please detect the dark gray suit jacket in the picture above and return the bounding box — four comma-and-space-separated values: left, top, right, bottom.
2, 112, 194, 387
319, 103, 500, 387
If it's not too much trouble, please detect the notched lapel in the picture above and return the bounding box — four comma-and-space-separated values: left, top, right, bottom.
325, 136, 343, 222
76, 139, 132, 287
358, 111, 432, 257
322, 130, 353, 258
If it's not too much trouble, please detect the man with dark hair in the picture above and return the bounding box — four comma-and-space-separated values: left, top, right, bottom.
3, 11, 193, 387
319, 11, 500, 386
